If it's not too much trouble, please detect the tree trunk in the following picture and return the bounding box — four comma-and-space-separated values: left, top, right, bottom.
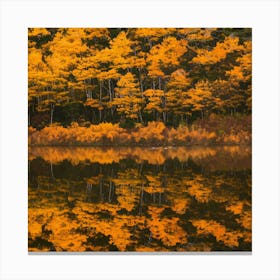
99, 80, 103, 123
99, 110, 102, 122
162, 111, 166, 124
162, 89, 166, 123
108, 79, 112, 102
92, 110, 96, 123
138, 109, 143, 123
28, 107, 31, 126
50, 104, 54, 125
173, 114, 177, 127
109, 180, 112, 202
50, 162, 54, 178
99, 177, 103, 201
99, 80, 103, 101
139, 183, 144, 215
139, 74, 144, 94
148, 38, 152, 49
138, 162, 143, 176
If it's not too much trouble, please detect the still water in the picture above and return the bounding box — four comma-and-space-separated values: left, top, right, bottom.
28, 146, 251, 252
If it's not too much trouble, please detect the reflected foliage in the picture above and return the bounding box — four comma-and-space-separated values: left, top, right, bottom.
28, 146, 251, 252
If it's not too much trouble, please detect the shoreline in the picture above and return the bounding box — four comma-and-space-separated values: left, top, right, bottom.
28, 118, 251, 147
28, 143, 252, 148
28, 143, 251, 148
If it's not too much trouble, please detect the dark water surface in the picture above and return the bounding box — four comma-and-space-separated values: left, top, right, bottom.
28, 146, 251, 252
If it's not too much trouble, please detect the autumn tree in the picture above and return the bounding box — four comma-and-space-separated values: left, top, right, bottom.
33, 28, 88, 125
166, 69, 192, 125
146, 37, 188, 123
28, 28, 59, 126
113, 73, 143, 122
184, 80, 220, 119
226, 41, 252, 113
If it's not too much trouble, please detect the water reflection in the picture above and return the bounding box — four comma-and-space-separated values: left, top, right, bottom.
28, 146, 251, 252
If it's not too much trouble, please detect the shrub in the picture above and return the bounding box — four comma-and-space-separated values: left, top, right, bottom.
28, 117, 251, 146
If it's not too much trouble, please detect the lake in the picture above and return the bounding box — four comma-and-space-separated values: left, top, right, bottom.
28, 146, 251, 252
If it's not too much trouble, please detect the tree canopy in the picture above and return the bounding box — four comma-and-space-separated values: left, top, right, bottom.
28, 28, 252, 129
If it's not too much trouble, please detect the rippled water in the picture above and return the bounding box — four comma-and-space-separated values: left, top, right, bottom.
28, 146, 251, 252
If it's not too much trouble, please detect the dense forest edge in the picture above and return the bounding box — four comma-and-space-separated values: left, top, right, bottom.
28, 28, 251, 146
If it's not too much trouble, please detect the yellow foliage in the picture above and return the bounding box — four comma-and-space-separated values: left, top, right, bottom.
191, 219, 243, 247
29, 28, 50, 37
187, 180, 212, 203
114, 183, 141, 212
171, 198, 190, 215
226, 201, 244, 215
147, 37, 187, 78
29, 119, 250, 146
237, 211, 252, 230
29, 122, 127, 145
132, 121, 166, 142
192, 37, 244, 64
147, 206, 187, 247
167, 69, 191, 89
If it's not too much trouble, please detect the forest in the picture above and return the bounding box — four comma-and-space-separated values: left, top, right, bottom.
28, 28, 252, 252
28, 28, 252, 145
